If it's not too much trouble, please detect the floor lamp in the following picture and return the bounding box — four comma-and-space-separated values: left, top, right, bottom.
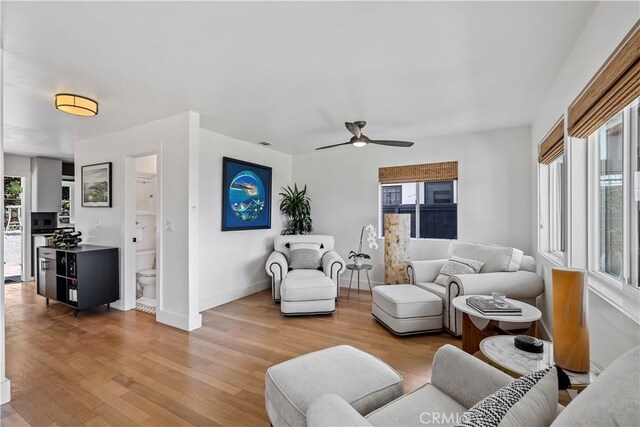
552, 267, 590, 373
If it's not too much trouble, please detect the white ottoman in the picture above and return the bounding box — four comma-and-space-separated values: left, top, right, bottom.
372, 285, 443, 335
265, 345, 403, 426
281, 276, 336, 315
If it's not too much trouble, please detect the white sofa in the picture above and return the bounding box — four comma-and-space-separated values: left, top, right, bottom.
406, 241, 543, 336
265, 235, 346, 315
307, 344, 640, 427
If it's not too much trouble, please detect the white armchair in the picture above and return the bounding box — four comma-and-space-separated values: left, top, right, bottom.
406, 241, 543, 336
265, 235, 346, 315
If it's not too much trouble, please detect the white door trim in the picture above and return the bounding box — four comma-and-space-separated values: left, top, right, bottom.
123, 148, 162, 316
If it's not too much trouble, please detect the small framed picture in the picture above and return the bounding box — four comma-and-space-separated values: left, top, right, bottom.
222, 157, 272, 231
81, 162, 112, 207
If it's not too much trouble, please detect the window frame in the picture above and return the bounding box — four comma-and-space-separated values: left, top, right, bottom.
548, 156, 566, 256
538, 158, 567, 266
378, 180, 458, 240
587, 98, 640, 291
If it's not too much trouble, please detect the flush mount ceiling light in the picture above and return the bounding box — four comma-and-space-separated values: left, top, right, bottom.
55, 93, 98, 117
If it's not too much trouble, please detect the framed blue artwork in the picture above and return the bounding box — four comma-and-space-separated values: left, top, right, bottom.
222, 157, 272, 231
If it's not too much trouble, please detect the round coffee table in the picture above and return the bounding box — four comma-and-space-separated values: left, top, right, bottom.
480, 335, 596, 391
451, 295, 542, 354
345, 264, 372, 299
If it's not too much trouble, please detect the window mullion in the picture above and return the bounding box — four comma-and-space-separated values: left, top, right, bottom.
415, 182, 420, 238
631, 102, 640, 286
622, 107, 632, 284
549, 163, 556, 252
588, 133, 600, 273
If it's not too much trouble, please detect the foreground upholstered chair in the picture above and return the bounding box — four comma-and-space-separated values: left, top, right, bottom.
265, 235, 345, 315
306, 345, 640, 427
265, 345, 403, 426
307, 344, 512, 426
406, 241, 543, 335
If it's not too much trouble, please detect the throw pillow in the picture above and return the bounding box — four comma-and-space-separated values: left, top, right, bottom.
289, 242, 322, 269
457, 367, 558, 427
434, 256, 484, 286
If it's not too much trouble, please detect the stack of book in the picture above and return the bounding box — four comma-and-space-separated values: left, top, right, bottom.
466, 296, 522, 316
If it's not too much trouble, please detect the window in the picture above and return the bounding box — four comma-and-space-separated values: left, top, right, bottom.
588, 97, 640, 287
378, 161, 458, 239
538, 118, 565, 257
379, 181, 457, 239
549, 156, 566, 253
381, 185, 402, 206
60, 181, 75, 225
425, 182, 454, 204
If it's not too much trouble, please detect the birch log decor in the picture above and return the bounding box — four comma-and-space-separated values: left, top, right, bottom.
384, 214, 411, 284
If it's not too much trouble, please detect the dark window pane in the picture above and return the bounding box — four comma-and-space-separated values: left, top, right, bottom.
382, 185, 402, 206
419, 181, 457, 239
424, 182, 453, 204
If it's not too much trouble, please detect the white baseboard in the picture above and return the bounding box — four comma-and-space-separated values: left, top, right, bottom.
110, 299, 127, 311
156, 310, 202, 331
199, 280, 270, 312
0, 377, 11, 404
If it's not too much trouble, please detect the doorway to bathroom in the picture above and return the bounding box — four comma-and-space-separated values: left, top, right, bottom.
124, 153, 161, 316
134, 155, 158, 314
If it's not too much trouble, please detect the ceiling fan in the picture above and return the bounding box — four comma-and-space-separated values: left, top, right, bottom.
316, 121, 415, 150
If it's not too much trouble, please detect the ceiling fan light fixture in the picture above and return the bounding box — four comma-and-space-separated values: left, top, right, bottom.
352, 141, 367, 148
55, 93, 98, 117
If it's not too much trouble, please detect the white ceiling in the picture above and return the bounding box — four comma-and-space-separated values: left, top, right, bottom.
2, 1, 597, 159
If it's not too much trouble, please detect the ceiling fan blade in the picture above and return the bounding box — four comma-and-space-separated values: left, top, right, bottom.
369, 140, 414, 148
315, 142, 352, 150
345, 122, 362, 138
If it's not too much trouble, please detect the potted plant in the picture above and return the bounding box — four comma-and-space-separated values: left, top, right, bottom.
279, 184, 313, 235
349, 224, 379, 267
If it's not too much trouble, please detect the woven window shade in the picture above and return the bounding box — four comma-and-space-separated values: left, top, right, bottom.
539, 119, 565, 164
568, 21, 640, 138
379, 161, 458, 184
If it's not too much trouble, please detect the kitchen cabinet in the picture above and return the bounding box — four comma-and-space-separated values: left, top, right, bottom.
31, 157, 62, 213
37, 247, 57, 301
36, 245, 119, 316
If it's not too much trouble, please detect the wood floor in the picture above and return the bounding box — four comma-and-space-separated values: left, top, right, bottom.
1, 282, 459, 426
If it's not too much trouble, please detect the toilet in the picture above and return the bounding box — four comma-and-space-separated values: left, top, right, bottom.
136, 249, 156, 299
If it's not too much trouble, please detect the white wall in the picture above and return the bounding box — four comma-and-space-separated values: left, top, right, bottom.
135, 155, 157, 175
0, 5, 11, 400
198, 129, 292, 311
74, 112, 201, 331
531, 2, 640, 368
293, 125, 532, 285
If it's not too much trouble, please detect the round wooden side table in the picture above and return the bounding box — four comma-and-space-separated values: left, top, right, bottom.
451, 295, 542, 354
